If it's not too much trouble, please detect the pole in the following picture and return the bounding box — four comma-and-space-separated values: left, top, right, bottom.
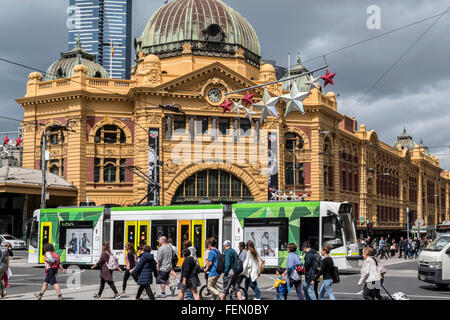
110, 40, 113, 79
40, 127, 47, 209
406, 207, 410, 240
288, 52, 291, 88
293, 139, 296, 191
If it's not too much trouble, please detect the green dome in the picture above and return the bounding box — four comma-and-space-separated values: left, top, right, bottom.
45, 37, 109, 81
281, 56, 311, 92
138, 0, 261, 65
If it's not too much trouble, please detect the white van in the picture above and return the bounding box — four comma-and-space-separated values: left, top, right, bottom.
418, 236, 450, 289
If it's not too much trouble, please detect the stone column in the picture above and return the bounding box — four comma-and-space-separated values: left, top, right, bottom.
165, 114, 172, 139
310, 127, 324, 201
359, 143, 367, 228
417, 168, 423, 220
446, 179, 449, 221
67, 114, 87, 205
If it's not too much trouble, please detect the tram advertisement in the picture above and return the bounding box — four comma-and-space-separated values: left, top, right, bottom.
66, 228, 93, 263
244, 227, 278, 266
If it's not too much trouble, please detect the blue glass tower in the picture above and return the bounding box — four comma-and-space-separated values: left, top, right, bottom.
68, 0, 132, 79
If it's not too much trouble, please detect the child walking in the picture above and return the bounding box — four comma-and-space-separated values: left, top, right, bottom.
273, 268, 288, 300
35, 243, 66, 300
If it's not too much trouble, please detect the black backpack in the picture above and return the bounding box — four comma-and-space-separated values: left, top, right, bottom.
214, 249, 225, 274
171, 250, 178, 269
232, 250, 243, 274
332, 266, 340, 283
313, 253, 322, 276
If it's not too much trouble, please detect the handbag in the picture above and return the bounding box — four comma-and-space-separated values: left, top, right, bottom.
6, 267, 12, 279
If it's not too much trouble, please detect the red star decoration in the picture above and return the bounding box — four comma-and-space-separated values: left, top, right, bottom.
241, 91, 255, 107
3, 135, 9, 146
15, 137, 23, 147
220, 99, 233, 113
320, 69, 336, 87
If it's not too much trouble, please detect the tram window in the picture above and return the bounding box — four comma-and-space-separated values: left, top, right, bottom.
300, 218, 319, 251
30, 219, 38, 249
180, 225, 190, 249
151, 221, 177, 250
206, 219, 219, 241
193, 224, 203, 259
113, 221, 124, 250
42, 226, 50, 255
322, 216, 343, 249
127, 225, 136, 244
139, 224, 148, 247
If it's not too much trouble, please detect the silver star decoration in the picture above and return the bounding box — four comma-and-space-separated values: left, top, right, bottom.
306, 75, 321, 90
280, 81, 309, 117
254, 87, 280, 122
244, 106, 257, 120
270, 190, 279, 201
231, 102, 247, 115
280, 192, 289, 201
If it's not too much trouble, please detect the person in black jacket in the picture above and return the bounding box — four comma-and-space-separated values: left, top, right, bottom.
315, 245, 336, 300
131, 245, 157, 300
177, 249, 201, 300
302, 241, 318, 300
122, 242, 139, 295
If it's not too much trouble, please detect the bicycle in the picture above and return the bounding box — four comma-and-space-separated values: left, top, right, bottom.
200, 274, 248, 300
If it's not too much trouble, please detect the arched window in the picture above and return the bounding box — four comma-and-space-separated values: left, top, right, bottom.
173, 170, 253, 204
94, 158, 127, 183
95, 125, 126, 144
103, 161, 117, 183
285, 132, 304, 151
94, 70, 102, 78
56, 67, 65, 78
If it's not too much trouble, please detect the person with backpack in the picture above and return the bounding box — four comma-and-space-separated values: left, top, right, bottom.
220, 240, 243, 300
131, 245, 157, 300
204, 237, 222, 300
315, 245, 336, 300
92, 241, 122, 299
35, 243, 66, 300
155, 236, 176, 298
302, 241, 318, 300
122, 242, 139, 296
242, 240, 263, 300
358, 247, 383, 300
177, 248, 201, 300
285, 243, 304, 300
0, 244, 9, 299
182, 240, 198, 300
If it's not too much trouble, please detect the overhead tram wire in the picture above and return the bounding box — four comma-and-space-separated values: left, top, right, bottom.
344, 5, 450, 117
0, 57, 183, 115
300, 8, 450, 66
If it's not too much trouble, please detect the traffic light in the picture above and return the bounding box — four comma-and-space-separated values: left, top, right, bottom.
367, 222, 373, 236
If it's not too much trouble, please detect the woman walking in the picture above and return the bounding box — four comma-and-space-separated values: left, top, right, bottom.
122, 242, 138, 296
1, 243, 13, 289
242, 240, 264, 300
285, 243, 304, 300
131, 245, 157, 300
182, 240, 197, 300
316, 245, 335, 300
358, 247, 383, 300
91, 242, 122, 299
177, 249, 201, 300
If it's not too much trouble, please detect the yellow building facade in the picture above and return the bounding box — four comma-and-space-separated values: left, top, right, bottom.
16, 0, 449, 233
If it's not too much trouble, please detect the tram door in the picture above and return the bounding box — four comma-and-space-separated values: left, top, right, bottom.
192, 220, 205, 267
39, 222, 52, 263
125, 221, 150, 252
178, 221, 191, 267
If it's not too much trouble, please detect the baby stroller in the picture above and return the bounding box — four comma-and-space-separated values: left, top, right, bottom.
381, 283, 410, 300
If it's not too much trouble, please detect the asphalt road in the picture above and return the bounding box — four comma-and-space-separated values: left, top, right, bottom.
3, 252, 450, 300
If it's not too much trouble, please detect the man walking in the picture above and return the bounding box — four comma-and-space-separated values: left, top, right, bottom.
302, 241, 318, 300
220, 240, 243, 300
398, 237, 404, 258
155, 236, 175, 298
204, 237, 222, 300
237, 242, 247, 288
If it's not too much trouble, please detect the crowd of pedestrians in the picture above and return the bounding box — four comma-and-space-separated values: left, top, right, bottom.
359, 235, 430, 260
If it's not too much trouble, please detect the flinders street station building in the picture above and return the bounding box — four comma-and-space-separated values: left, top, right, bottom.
15, 0, 449, 235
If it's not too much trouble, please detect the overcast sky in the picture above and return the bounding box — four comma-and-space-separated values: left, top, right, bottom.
0, 0, 449, 169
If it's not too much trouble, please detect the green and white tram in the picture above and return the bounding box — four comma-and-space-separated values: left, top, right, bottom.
26, 201, 361, 269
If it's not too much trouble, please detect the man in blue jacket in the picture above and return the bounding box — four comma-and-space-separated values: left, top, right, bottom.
302, 241, 318, 300
220, 240, 243, 300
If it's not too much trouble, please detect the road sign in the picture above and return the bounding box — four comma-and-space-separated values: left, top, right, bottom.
415, 218, 424, 227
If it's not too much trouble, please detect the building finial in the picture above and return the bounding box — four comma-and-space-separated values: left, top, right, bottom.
297, 52, 302, 65
76, 34, 82, 48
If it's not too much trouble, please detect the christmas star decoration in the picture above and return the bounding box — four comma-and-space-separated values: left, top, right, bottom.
254, 87, 280, 122
241, 91, 255, 107
15, 137, 23, 147
231, 102, 247, 115
306, 75, 321, 90
320, 69, 336, 87
3, 135, 10, 146
220, 99, 233, 114
244, 106, 257, 120
270, 190, 279, 201
280, 81, 309, 116
280, 192, 289, 201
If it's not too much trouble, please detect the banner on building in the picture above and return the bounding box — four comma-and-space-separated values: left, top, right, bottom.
148, 128, 160, 204
267, 131, 278, 198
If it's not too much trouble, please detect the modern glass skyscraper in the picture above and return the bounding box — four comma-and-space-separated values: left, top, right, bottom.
68, 0, 132, 79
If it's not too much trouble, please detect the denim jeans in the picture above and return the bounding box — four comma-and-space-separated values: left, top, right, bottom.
245, 277, 261, 299
302, 280, 317, 300
274, 294, 286, 300
288, 278, 304, 300
319, 279, 335, 300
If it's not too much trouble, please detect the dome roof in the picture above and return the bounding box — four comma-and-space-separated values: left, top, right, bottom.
393, 127, 417, 151
139, 0, 261, 65
45, 37, 109, 81
281, 56, 312, 92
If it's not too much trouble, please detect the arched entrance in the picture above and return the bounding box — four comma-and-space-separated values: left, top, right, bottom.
171, 169, 254, 204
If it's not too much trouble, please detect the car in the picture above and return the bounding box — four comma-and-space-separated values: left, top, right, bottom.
0, 234, 27, 250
